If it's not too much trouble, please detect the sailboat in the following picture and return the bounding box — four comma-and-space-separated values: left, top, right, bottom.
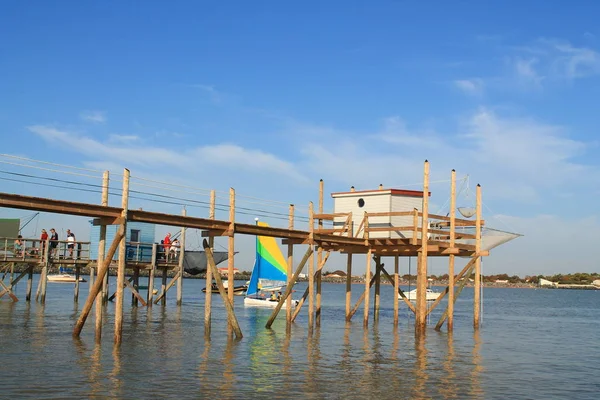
244, 221, 298, 308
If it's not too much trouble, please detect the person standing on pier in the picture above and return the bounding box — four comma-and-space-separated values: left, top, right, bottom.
163, 233, 171, 261
66, 229, 76, 258
39, 229, 48, 257
49, 228, 58, 258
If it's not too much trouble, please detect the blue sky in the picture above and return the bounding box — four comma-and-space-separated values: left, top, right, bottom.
1, 1, 600, 276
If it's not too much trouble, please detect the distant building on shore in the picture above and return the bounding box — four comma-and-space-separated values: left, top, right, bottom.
539, 278, 558, 288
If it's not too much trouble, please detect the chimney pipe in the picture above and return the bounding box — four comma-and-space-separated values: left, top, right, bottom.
350, 186, 355, 192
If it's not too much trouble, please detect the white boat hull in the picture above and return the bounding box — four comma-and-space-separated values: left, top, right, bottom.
399, 289, 441, 301
244, 296, 298, 309
47, 274, 86, 283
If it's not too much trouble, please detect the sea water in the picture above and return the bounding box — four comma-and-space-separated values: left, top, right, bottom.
0, 277, 598, 399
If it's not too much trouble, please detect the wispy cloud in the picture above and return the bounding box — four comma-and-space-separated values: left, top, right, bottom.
513, 58, 544, 87
109, 134, 140, 143
80, 110, 106, 123
454, 78, 485, 95
27, 125, 308, 183
190, 84, 224, 104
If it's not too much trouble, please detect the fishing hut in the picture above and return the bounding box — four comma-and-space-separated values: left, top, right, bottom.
0, 158, 519, 345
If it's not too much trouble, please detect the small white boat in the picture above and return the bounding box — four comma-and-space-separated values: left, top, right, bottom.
47, 274, 86, 283
244, 296, 298, 308
399, 288, 441, 301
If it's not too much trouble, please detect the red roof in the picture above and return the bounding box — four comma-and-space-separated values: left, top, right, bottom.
331, 188, 430, 198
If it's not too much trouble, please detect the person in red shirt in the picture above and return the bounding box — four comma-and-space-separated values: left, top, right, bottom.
39, 229, 48, 257
163, 233, 171, 260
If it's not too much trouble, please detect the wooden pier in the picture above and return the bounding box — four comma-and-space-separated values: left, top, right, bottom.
0, 160, 515, 345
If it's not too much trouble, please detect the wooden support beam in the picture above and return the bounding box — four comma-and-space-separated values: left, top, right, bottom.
124, 278, 147, 307
474, 184, 482, 330
154, 272, 180, 304
147, 244, 156, 306
346, 264, 379, 322
435, 263, 476, 331
316, 179, 324, 327
26, 265, 33, 301
307, 202, 315, 331
73, 227, 124, 337
227, 188, 235, 320
92, 216, 124, 226
373, 255, 381, 321
286, 204, 294, 331
345, 253, 353, 321
448, 169, 456, 331
0, 277, 19, 302
0, 192, 122, 219
427, 257, 477, 316
203, 239, 243, 339
74, 265, 80, 303
415, 160, 430, 335
363, 213, 371, 327
379, 266, 416, 313
267, 246, 315, 328
393, 255, 399, 326
290, 251, 331, 323
114, 168, 130, 345
205, 190, 215, 338
176, 208, 186, 306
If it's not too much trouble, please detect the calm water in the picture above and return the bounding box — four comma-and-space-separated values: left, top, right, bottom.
0, 276, 599, 399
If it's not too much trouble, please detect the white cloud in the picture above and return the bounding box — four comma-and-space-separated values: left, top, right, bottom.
513, 58, 544, 87
109, 134, 140, 143
80, 110, 106, 123
454, 78, 485, 95
190, 84, 224, 104
27, 125, 308, 183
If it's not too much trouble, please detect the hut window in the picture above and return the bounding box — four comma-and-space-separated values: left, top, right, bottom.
357, 198, 365, 208
130, 229, 140, 242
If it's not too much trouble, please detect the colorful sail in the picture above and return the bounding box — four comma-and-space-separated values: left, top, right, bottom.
246, 221, 288, 296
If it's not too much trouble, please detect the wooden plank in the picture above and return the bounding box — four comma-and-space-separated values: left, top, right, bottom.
474, 184, 482, 329
114, 168, 130, 345
366, 226, 416, 233
124, 278, 147, 307
313, 212, 349, 220
0, 192, 122, 218
205, 190, 215, 337
286, 204, 294, 330
448, 169, 456, 331
316, 179, 324, 327
363, 211, 414, 217
92, 216, 124, 226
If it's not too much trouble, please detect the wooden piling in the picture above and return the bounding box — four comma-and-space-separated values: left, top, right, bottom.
227, 188, 235, 305
308, 202, 315, 330
132, 267, 139, 306
363, 211, 370, 327
147, 244, 156, 306
345, 253, 353, 321
74, 265, 80, 303
316, 179, 324, 327
39, 237, 50, 304
291, 251, 330, 323
73, 228, 124, 337
114, 168, 130, 345
204, 190, 215, 337
448, 170, 456, 331
286, 204, 294, 330
161, 267, 167, 306
203, 239, 243, 339
393, 255, 399, 325
26, 265, 33, 301
95, 171, 110, 341
373, 256, 381, 321
176, 208, 186, 306
415, 160, 430, 335
474, 184, 482, 329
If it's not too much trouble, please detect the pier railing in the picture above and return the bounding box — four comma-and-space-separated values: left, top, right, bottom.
1, 236, 91, 262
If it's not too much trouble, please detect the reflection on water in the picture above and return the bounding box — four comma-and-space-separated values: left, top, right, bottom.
1, 281, 598, 398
